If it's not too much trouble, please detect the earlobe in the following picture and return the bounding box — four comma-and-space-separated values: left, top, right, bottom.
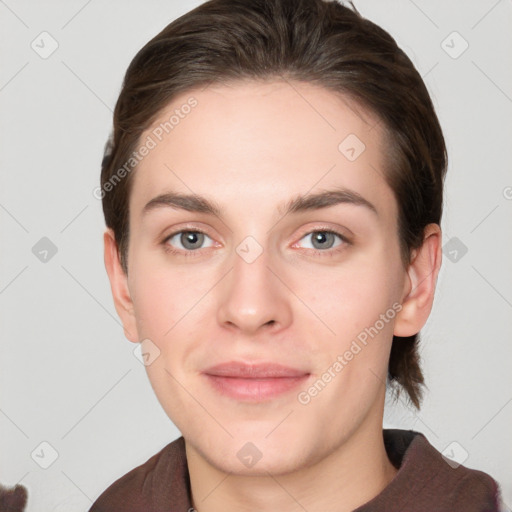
103, 229, 139, 343
394, 224, 442, 337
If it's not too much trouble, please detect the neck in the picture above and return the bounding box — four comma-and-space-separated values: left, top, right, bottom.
186, 397, 398, 512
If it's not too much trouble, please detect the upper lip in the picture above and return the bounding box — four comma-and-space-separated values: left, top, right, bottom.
203, 361, 309, 378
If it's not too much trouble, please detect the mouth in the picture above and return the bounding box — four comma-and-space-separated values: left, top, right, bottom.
202, 361, 311, 402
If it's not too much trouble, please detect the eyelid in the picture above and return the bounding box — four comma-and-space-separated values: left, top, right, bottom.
161, 223, 216, 242
163, 228, 216, 244
292, 224, 352, 246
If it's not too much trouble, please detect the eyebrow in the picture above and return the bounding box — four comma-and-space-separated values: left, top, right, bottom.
142, 187, 378, 219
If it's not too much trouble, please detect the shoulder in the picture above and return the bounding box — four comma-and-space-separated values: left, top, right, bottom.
379, 429, 502, 512
88, 436, 190, 512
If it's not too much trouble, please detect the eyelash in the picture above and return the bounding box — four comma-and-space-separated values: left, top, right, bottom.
161, 227, 351, 258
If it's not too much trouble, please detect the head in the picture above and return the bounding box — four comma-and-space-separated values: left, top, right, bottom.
101, 0, 445, 475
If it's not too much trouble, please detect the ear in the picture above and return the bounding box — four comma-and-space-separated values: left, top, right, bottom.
394, 223, 442, 337
103, 228, 139, 343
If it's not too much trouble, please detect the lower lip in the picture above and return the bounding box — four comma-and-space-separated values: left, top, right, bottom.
204, 374, 310, 401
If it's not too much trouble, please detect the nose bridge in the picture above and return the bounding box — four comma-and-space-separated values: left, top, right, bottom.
217, 236, 291, 333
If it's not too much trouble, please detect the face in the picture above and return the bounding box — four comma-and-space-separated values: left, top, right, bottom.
120, 80, 410, 475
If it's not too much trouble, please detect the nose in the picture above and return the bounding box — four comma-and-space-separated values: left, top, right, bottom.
216, 241, 292, 336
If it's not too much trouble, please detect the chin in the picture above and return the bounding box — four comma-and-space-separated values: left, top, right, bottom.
188, 426, 319, 476
213, 445, 305, 476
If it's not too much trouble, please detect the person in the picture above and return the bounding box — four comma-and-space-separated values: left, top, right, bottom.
90, 0, 504, 510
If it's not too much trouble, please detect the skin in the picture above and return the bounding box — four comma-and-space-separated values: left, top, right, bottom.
104, 80, 442, 512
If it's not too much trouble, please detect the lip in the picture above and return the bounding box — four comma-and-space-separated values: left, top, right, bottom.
203, 361, 310, 401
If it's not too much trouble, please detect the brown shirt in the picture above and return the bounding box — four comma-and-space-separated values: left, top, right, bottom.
88, 429, 502, 512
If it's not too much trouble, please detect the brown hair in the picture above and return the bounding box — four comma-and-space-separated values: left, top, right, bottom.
100, 0, 447, 409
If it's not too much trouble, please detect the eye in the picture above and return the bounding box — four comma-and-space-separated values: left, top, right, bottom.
163, 230, 216, 253
295, 230, 349, 252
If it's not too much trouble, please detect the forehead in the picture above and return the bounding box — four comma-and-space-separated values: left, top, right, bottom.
130, 79, 396, 225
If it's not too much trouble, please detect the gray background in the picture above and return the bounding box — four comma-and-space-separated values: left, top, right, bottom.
1, 1, 511, 510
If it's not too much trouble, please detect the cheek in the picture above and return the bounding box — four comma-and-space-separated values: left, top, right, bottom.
130, 274, 175, 339
128, 251, 208, 338
293, 259, 402, 417
128, 259, 200, 420
127, 254, 220, 384
293, 251, 403, 342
